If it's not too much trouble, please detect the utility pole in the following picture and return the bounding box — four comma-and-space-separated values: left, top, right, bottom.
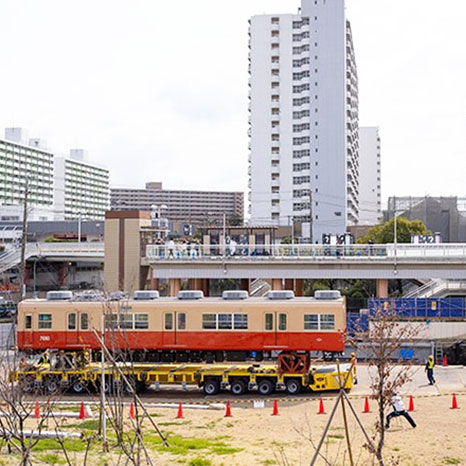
19, 178, 29, 299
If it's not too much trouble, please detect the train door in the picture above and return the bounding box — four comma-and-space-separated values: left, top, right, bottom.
263, 312, 275, 347
23, 313, 33, 347
79, 312, 89, 345
275, 311, 289, 348
66, 312, 78, 346
162, 312, 175, 346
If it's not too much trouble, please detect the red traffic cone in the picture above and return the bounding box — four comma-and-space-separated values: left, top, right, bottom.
408, 395, 415, 412
318, 397, 325, 414
451, 393, 458, 410
272, 399, 279, 416
176, 403, 183, 419
224, 401, 232, 418
130, 402, 136, 419
363, 397, 370, 413
443, 355, 448, 367
34, 400, 40, 419
78, 402, 86, 420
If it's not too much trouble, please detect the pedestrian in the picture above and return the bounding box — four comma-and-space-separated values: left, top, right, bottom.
425, 354, 436, 385
229, 238, 237, 257
166, 238, 175, 259
385, 393, 416, 429
349, 352, 358, 384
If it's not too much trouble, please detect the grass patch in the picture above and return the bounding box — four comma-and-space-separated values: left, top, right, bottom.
159, 420, 192, 427
40, 453, 66, 465
65, 419, 100, 431
225, 423, 234, 428
444, 459, 461, 465
392, 446, 400, 452
211, 446, 243, 455
32, 438, 86, 453
262, 461, 277, 465
188, 459, 212, 466
150, 413, 163, 417
328, 434, 344, 440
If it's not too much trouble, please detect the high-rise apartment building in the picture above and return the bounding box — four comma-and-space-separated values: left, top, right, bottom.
358, 127, 381, 225
248, 0, 359, 242
111, 182, 244, 225
0, 128, 55, 219
55, 150, 110, 220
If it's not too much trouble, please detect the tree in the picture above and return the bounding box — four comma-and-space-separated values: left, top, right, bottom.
357, 217, 430, 244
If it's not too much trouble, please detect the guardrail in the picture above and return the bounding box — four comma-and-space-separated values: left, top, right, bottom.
145, 243, 466, 261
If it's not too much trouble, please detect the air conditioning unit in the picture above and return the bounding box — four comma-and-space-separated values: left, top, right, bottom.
314, 290, 341, 300
222, 290, 249, 300
267, 290, 295, 300
178, 290, 204, 300
133, 290, 160, 300
46, 291, 73, 301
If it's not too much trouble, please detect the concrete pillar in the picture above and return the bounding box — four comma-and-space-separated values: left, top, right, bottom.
271, 278, 283, 290
58, 262, 68, 287
150, 276, 159, 291
376, 279, 389, 298
168, 278, 181, 297
284, 279, 294, 290
295, 279, 304, 297
202, 278, 210, 297
241, 279, 250, 294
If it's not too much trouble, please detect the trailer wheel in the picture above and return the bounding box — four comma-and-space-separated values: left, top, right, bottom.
44, 377, 59, 395
230, 379, 247, 396
71, 378, 86, 394
285, 378, 301, 395
258, 379, 274, 396
203, 379, 220, 396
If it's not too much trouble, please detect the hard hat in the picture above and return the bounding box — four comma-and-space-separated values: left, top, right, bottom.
429, 355, 433, 359
350, 352, 356, 357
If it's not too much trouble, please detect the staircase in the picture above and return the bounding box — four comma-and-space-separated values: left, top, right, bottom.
404, 279, 466, 299
250, 278, 271, 297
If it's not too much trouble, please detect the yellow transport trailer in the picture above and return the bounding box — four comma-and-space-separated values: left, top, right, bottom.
12, 362, 353, 396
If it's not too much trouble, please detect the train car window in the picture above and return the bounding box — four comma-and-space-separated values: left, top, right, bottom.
278, 313, 287, 331
68, 313, 76, 330
38, 314, 52, 329
202, 314, 216, 330
80, 313, 89, 330
320, 314, 335, 330
265, 313, 273, 330
218, 314, 232, 330
234, 314, 248, 330
165, 313, 173, 330
120, 314, 133, 329
178, 313, 186, 330
135, 314, 149, 329
304, 314, 318, 330
25, 315, 32, 330
105, 314, 118, 329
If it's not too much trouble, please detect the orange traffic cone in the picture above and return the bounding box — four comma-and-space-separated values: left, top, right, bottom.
224, 401, 232, 418
176, 403, 183, 419
271, 399, 279, 416
408, 395, 415, 412
318, 397, 325, 414
130, 402, 136, 419
78, 402, 86, 420
451, 393, 458, 410
34, 400, 40, 419
363, 397, 370, 413
443, 355, 448, 367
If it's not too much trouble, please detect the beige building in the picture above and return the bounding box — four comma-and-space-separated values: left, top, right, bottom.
104, 210, 151, 292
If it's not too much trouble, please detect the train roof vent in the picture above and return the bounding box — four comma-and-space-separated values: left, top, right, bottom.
133, 290, 160, 300
46, 291, 73, 301
314, 290, 341, 300
178, 290, 204, 300
267, 290, 295, 300
222, 290, 249, 300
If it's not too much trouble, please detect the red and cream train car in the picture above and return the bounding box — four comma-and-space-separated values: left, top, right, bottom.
17, 290, 346, 362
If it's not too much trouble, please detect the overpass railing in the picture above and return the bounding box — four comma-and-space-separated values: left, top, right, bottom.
145, 243, 466, 261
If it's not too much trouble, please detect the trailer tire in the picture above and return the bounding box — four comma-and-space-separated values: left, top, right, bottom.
230, 379, 247, 396
285, 378, 301, 395
258, 379, 274, 396
44, 377, 59, 395
71, 379, 86, 394
203, 379, 220, 396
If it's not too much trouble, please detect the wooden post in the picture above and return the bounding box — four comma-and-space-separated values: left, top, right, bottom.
337, 360, 354, 466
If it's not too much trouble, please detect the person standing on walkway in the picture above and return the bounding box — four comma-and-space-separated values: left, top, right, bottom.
425, 354, 436, 385
385, 394, 416, 429
349, 352, 358, 384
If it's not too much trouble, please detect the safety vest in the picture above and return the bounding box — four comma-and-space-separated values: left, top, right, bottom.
427, 360, 434, 369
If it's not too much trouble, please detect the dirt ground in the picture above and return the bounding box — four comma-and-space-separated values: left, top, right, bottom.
6, 392, 465, 466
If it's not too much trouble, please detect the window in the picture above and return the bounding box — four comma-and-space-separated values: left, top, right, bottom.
321, 314, 335, 330
38, 314, 52, 329
105, 314, 118, 329
178, 313, 186, 330
135, 314, 148, 329
218, 314, 232, 330
120, 314, 133, 329
80, 313, 89, 330
304, 314, 319, 330
278, 313, 287, 331
25, 315, 32, 330
203, 314, 216, 330
68, 313, 76, 330
164, 313, 173, 330
234, 314, 248, 330
265, 313, 273, 331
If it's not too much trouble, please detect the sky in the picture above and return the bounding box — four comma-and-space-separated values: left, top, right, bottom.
1, 0, 466, 207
